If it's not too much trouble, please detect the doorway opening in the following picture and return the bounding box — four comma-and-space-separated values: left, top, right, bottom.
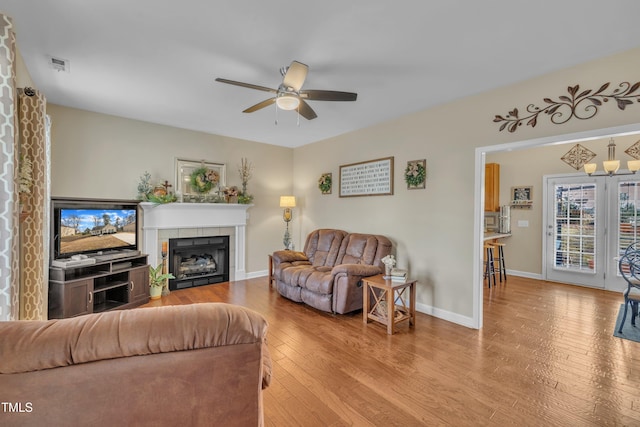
474, 123, 640, 329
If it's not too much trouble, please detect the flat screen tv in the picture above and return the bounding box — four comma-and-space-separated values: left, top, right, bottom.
51, 198, 140, 261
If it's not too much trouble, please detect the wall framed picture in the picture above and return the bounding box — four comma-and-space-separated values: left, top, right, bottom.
511, 186, 533, 209
339, 157, 394, 197
404, 159, 426, 189
175, 158, 226, 199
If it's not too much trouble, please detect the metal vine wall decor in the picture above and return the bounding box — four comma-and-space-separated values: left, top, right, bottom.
560, 144, 596, 170
625, 140, 640, 160
494, 81, 640, 133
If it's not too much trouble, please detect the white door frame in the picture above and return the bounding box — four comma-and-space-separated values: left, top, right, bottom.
473, 123, 640, 329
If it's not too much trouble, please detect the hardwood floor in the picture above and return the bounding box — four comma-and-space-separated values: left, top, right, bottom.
143, 276, 640, 426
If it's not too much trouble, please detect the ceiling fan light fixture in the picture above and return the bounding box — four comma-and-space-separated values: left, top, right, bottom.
276, 93, 300, 111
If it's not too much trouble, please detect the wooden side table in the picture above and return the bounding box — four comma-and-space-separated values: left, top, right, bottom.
268, 254, 275, 289
362, 274, 416, 334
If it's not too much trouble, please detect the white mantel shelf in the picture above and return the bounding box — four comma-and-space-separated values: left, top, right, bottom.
140, 202, 252, 280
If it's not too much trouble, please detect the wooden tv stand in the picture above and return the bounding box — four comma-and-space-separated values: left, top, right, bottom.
48, 254, 149, 319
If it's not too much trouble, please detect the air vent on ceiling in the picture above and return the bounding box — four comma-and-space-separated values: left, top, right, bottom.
48, 56, 70, 73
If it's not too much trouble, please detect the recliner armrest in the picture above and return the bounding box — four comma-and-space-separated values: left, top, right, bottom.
331, 263, 382, 277
272, 250, 309, 264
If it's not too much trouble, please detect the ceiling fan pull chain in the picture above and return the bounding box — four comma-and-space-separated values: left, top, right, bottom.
297, 109, 300, 127
275, 102, 279, 125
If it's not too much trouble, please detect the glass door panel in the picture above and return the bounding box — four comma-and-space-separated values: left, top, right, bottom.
546, 176, 605, 288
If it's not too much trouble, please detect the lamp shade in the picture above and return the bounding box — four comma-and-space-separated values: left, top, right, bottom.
280, 196, 296, 208
603, 159, 620, 174
628, 160, 640, 173
584, 163, 597, 175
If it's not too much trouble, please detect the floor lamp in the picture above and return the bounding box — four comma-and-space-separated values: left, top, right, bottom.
280, 196, 296, 250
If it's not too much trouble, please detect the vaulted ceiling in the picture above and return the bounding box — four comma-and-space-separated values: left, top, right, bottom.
3, 1, 640, 147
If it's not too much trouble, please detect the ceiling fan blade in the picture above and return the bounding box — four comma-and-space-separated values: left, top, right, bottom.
300, 90, 357, 101
296, 100, 317, 120
243, 98, 276, 113
282, 61, 308, 92
215, 78, 277, 94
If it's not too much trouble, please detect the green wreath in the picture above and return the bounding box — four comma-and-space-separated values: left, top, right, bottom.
190, 167, 215, 193
318, 173, 332, 193
404, 161, 426, 187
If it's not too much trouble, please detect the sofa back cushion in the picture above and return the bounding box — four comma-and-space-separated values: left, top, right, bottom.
304, 229, 348, 267
337, 233, 392, 266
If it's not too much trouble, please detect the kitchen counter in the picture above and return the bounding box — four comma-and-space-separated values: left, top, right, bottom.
484, 232, 511, 241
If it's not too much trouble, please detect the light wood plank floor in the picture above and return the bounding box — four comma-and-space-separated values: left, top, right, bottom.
144, 276, 640, 426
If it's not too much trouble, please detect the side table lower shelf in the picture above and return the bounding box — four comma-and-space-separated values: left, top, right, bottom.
362, 274, 416, 335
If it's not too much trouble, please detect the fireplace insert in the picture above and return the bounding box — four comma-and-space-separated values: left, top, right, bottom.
168, 235, 229, 290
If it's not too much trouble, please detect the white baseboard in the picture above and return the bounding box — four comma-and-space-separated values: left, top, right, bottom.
415, 302, 475, 329
246, 270, 268, 280
506, 269, 543, 280
245, 270, 545, 329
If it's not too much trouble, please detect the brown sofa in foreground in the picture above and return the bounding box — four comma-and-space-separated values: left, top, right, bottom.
272, 229, 392, 314
0, 303, 271, 427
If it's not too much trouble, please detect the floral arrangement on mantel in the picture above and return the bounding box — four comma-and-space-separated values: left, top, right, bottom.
223, 186, 239, 203
318, 173, 332, 194
237, 158, 254, 204
404, 160, 426, 189
191, 167, 220, 194
136, 171, 177, 203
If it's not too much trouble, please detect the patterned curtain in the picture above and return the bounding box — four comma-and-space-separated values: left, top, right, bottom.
18, 88, 49, 320
0, 13, 18, 321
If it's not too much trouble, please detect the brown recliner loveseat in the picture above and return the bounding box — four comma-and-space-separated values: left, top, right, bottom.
0, 303, 271, 426
272, 229, 392, 314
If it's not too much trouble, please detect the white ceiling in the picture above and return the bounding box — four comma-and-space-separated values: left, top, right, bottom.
3, 1, 640, 148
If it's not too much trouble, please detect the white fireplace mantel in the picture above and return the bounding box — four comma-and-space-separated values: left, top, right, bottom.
140, 202, 252, 280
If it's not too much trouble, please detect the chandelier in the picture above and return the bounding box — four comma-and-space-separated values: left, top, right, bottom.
584, 138, 640, 176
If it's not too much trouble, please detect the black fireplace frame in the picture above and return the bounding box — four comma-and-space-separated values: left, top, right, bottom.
168, 235, 230, 290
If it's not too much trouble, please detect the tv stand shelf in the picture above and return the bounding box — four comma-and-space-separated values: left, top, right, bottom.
48, 254, 149, 319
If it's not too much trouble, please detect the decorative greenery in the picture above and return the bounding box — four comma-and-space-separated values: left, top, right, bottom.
147, 193, 177, 204
404, 160, 426, 188
149, 263, 175, 288
136, 171, 153, 201
318, 173, 332, 194
190, 167, 219, 194
237, 157, 254, 203
137, 171, 176, 203
494, 81, 640, 133
238, 193, 253, 204
238, 158, 253, 193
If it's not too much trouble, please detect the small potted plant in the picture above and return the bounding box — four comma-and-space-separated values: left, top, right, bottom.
149, 264, 175, 300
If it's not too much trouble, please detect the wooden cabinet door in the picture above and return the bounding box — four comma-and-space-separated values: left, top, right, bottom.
485, 163, 500, 212
65, 279, 92, 318
129, 265, 149, 303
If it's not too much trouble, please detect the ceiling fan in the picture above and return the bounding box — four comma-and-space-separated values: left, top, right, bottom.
215, 60, 357, 120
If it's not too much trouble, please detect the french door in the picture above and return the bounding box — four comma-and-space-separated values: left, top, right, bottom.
544, 175, 640, 291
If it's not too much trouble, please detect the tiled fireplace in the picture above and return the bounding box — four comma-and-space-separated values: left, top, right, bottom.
140, 203, 251, 282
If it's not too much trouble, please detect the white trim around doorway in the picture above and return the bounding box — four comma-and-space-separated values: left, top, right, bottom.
473, 123, 640, 330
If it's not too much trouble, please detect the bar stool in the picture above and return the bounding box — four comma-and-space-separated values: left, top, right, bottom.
494, 242, 507, 282
484, 244, 497, 288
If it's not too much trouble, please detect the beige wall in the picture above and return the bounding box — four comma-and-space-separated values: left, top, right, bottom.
487, 134, 640, 277
15, 47, 34, 88
47, 104, 293, 274
45, 46, 640, 327
293, 47, 640, 324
